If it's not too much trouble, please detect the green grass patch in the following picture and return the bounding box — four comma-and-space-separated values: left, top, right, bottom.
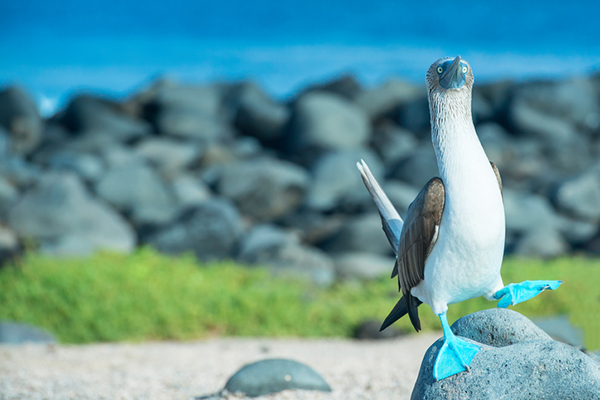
0, 248, 598, 349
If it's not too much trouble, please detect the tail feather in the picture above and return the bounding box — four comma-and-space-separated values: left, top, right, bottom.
380, 295, 422, 332
356, 160, 403, 255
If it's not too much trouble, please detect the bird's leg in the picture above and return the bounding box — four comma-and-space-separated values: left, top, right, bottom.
433, 312, 480, 381
493, 280, 563, 308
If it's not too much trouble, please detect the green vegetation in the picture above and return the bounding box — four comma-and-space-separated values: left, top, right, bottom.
0, 248, 598, 349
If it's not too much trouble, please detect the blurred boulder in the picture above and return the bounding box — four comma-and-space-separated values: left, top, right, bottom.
134, 137, 203, 177
59, 95, 151, 145
0, 176, 19, 218
322, 213, 392, 256
224, 358, 331, 397
382, 180, 420, 217
397, 95, 430, 137
0, 322, 56, 344
390, 143, 438, 189
333, 252, 395, 280
0, 225, 20, 265
147, 81, 235, 142
354, 79, 419, 120
532, 315, 584, 349
551, 166, 600, 222
304, 74, 363, 100
278, 211, 346, 246
288, 92, 370, 157
146, 199, 243, 261
477, 122, 513, 170
233, 82, 290, 142
306, 148, 383, 212
8, 172, 135, 255
218, 158, 309, 221
47, 151, 105, 183
238, 224, 335, 286
514, 228, 570, 258
371, 122, 419, 168
96, 148, 176, 227
0, 86, 43, 155
169, 174, 212, 209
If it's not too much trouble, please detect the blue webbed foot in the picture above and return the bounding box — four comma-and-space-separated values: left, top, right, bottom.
494, 280, 563, 308
433, 312, 481, 381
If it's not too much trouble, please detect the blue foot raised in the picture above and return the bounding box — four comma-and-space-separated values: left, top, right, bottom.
433, 312, 480, 381
494, 280, 563, 308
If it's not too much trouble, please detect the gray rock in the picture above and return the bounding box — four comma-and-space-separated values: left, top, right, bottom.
0, 322, 56, 344
0, 176, 19, 218
170, 175, 212, 209
238, 225, 335, 287
218, 158, 309, 221
397, 96, 430, 137
146, 199, 243, 261
307, 74, 362, 100
391, 143, 439, 189
532, 315, 584, 349
451, 309, 552, 347
48, 151, 105, 183
371, 122, 419, 168
9, 172, 135, 255
0, 86, 43, 155
383, 180, 420, 218
60, 95, 151, 143
514, 228, 570, 258
0, 225, 20, 265
333, 252, 395, 280
412, 338, 600, 399
471, 92, 493, 124
289, 92, 370, 153
323, 213, 393, 256
306, 148, 383, 212
224, 358, 331, 397
278, 211, 346, 246
557, 216, 598, 246
233, 82, 290, 141
96, 149, 176, 226
353, 79, 419, 120
477, 122, 513, 170
155, 107, 233, 142
503, 189, 560, 233
134, 138, 203, 177
552, 167, 600, 222
413, 309, 600, 399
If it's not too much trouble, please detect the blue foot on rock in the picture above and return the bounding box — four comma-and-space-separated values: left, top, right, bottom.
494, 280, 563, 308
433, 312, 480, 381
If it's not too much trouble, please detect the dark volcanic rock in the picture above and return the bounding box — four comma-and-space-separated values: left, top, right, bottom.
134, 137, 203, 178
59, 95, 151, 144
47, 151, 105, 183
323, 213, 393, 256
412, 309, 600, 400
146, 199, 243, 261
0, 322, 56, 344
218, 158, 309, 221
238, 225, 335, 287
354, 79, 419, 120
233, 82, 290, 142
96, 149, 176, 226
451, 309, 552, 347
0, 86, 43, 155
397, 95, 430, 137
288, 92, 370, 155
0, 226, 20, 265
552, 166, 600, 222
9, 172, 136, 255
371, 122, 419, 168
305, 148, 383, 212
391, 143, 439, 189
224, 358, 331, 397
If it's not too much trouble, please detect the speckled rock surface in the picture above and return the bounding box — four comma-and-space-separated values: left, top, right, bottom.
412, 309, 600, 400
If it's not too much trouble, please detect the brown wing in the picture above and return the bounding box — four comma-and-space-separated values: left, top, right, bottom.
490, 161, 502, 196
382, 177, 445, 332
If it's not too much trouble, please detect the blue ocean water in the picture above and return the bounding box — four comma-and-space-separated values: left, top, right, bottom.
1, 1, 600, 115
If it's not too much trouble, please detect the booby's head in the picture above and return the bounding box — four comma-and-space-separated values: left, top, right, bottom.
426, 56, 474, 95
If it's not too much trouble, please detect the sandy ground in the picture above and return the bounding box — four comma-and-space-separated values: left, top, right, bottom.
0, 333, 440, 400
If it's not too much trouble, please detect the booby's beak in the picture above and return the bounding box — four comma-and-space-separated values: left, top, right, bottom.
439, 56, 466, 90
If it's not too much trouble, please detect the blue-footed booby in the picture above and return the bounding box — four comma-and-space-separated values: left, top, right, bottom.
357, 56, 562, 381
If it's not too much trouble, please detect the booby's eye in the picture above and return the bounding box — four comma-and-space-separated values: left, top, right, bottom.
437, 66, 443, 74
462, 66, 468, 73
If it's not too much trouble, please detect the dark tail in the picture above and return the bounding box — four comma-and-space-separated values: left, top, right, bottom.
380, 295, 422, 332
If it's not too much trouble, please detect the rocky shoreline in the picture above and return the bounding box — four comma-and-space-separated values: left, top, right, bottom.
1, 73, 600, 282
